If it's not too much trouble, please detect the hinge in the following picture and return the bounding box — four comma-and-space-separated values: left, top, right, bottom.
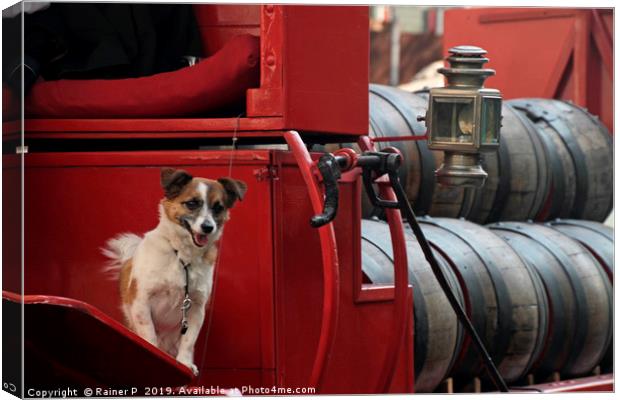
16, 146, 28, 154
254, 166, 279, 181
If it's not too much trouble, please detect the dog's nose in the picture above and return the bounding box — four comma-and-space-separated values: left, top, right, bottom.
201, 222, 214, 234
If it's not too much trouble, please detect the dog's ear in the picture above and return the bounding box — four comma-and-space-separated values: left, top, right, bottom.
218, 177, 247, 208
161, 168, 193, 199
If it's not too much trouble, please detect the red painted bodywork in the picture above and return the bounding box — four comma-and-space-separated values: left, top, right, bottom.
443, 8, 613, 132
4, 148, 413, 393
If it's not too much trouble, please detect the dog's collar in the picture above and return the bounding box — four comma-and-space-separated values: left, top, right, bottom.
173, 249, 192, 335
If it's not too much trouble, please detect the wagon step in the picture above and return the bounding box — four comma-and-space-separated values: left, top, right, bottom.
3, 291, 194, 390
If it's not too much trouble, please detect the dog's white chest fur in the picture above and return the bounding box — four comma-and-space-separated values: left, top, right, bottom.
130, 219, 215, 341
145, 251, 214, 335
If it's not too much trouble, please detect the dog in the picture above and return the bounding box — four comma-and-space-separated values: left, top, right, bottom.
102, 168, 247, 375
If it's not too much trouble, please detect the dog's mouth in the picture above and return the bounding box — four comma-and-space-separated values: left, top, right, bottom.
181, 219, 209, 248
192, 232, 209, 247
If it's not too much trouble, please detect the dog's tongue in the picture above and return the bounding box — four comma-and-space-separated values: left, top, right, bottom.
194, 233, 209, 247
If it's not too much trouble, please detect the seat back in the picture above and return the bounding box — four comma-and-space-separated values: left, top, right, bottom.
193, 4, 261, 56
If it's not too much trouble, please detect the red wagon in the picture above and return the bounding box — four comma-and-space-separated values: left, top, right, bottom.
2, 3, 613, 396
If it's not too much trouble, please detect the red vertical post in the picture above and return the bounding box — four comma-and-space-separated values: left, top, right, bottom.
573, 11, 591, 106
357, 136, 411, 392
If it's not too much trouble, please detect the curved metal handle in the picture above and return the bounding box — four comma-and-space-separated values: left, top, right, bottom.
310, 153, 342, 228
284, 131, 340, 392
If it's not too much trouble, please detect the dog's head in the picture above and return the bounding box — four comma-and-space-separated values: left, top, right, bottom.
160, 168, 247, 248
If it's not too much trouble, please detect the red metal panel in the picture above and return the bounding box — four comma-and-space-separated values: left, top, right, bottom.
444, 8, 613, 132
445, 9, 576, 98
283, 6, 369, 135
20, 150, 275, 386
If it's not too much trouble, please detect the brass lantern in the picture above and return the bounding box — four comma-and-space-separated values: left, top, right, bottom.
425, 45, 502, 187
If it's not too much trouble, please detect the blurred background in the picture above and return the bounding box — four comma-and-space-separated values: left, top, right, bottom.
370, 6, 446, 89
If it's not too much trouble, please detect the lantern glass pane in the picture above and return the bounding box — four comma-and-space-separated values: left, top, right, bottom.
481, 97, 501, 144
431, 97, 475, 144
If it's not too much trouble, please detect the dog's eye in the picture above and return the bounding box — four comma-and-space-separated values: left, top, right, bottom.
212, 202, 224, 214
184, 200, 202, 210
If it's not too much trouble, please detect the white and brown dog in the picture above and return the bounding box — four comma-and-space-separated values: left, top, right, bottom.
103, 168, 246, 375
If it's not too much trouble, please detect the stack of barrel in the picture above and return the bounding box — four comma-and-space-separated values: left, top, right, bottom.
363, 84, 613, 223
362, 218, 613, 392
360, 85, 614, 392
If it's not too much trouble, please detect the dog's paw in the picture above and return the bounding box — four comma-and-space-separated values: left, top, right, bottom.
177, 356, 199, 376
183, 362, 199, 376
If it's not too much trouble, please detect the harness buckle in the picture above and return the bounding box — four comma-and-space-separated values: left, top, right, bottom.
181, 319, 189, 335
180, 295, 192, 335
182, 296, 192, 311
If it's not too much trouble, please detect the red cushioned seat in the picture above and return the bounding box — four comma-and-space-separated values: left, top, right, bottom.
25, 34, 259, 118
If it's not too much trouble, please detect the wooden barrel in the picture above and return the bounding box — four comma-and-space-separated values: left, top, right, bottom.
418, 218, 546, 385
546, 219, 613, 279
545, 219, 613, 373
508, 99, 613, 221
361, 217, 546, 389
361, 219, 464, 392
488, 222, 612, 378
466, 103, 550, 223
